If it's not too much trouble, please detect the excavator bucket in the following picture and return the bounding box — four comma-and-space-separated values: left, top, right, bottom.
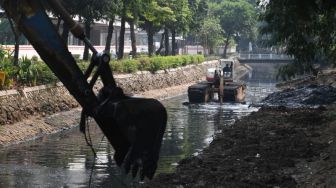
1, 0, 167, 180
97, 97, 167, 180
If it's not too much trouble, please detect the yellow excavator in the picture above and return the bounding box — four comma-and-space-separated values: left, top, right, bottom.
188, 59, 246, 103
0, 0, 167, 180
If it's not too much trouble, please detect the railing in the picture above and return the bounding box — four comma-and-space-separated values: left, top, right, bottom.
238, 53, 294, 60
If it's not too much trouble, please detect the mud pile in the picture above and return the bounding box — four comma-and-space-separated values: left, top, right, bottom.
262, 84, 336, 107
142, 73, 336, 188
143, 106, 336, 187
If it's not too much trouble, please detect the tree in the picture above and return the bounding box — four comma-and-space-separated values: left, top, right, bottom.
138, 0, 175, 56
186, 0, 209, 54
6, 17, 20, 66
259, 0, 336, 78
117, 0, 127, 59
199, 16, 223, 54
56, 0, 82, 44
127, 0, 143, 58
105, 0, 119, 54
168, 0, 191, 55
74, 0, 111, 60
188, 0, 209, 34
0, 15, 22, 66
211, 0, 257, 57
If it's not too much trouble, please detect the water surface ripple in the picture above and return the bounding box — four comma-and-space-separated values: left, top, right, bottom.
0, 81, 276, 187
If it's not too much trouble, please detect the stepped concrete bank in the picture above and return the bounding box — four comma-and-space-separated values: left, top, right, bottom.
0, 60, 249, 145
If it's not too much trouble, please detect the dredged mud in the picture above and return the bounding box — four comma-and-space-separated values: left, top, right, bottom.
142, 73, 336, 188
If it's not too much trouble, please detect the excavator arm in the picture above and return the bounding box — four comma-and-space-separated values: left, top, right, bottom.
0, 0, 167, 180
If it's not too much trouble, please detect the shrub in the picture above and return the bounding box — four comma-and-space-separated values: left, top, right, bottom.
77, 61, 90, 72
0, 52, 206, 90
121, 59, 138, 73
110, 60, 123, 73
36, 63, 58, 85
149, 57, 164, 72
181, 55, 190, 66
196, 55, 205, 63
137, 57, 151, 71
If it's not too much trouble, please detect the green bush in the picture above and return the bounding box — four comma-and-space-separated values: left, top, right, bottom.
149, 57, 165, 72
77, 60, 90, 72
0, 48, 16, 89
121, 59, 138, 73
0, 52, 206, 90
137, 57, 151, 71
16, 56, 58, 86
196, 55, 205, 63
181, 55, 191, 65
110, 60, 123, 73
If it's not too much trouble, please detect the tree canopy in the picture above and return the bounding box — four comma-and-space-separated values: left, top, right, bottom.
259, 0, 336, 79
1, 0, 259, 59
210, 0, 257, 57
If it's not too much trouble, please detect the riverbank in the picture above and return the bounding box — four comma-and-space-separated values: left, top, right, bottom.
0, 82, 194, 146
0, 60, 212, 146
0, 59, 251, 146
143, 73, 336, 188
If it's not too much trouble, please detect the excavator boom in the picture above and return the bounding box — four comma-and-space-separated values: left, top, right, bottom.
0, 0, 167, 180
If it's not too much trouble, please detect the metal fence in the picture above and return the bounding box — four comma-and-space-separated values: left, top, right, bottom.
238, 53, 294, 60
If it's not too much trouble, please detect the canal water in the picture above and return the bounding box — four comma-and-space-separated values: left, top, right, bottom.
0, 81, 278, 188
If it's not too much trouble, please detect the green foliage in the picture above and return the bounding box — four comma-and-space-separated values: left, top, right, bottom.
276, 61, 316, 81
110, 60, 123, 73
188, 0, 209, 34
16, 56, 58, 86
260, 0, 336, 78
164, 0, 191, 33
0, 50, 58, 90
137, 57, 151, 71
17, 56, 39, 86
0, 48, 16, 89
199, 16, 224, 54
196, 54, 205, 63
138, 0, 176, 56
121, 59, 138, 73
110, 55, 205, 73
210, 0, 257, 56
76, 60, 90, 72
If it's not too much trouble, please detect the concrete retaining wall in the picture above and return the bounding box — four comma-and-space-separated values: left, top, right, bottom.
0, 60, 220, 125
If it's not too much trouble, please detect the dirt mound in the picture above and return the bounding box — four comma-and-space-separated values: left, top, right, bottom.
141, 106, 336, 187
262, 85, 336, 107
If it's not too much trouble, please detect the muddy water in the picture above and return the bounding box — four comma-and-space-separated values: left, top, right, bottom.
0, 82, 277, 188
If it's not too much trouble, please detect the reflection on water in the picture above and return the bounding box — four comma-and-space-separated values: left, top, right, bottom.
0, 127, 133, 187
157, 96, 258, 174
0, 81, 277, 187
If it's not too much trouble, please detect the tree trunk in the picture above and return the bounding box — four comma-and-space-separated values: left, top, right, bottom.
14, 35, 19, 66
105, 19, 114, 53
61, 23, 69, 45
155, 33, 165, 55
83, 21, 91, 61
118, 16, 126, 59
129, 20, 137, 58
223, 38, 230, 58
172, 29, 176, 56
210, 47, 214, 55
164, 27, 170, 56
147, 26, 154, 57
7, 17, 19, 66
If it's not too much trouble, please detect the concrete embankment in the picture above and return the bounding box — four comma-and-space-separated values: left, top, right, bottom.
0, 60, 250, 146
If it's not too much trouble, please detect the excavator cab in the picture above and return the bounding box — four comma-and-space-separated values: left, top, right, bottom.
220, 59, 234, 82
0, 0, 167, 180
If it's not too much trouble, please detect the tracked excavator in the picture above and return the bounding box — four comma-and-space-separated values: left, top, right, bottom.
0, 0, 167, 180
